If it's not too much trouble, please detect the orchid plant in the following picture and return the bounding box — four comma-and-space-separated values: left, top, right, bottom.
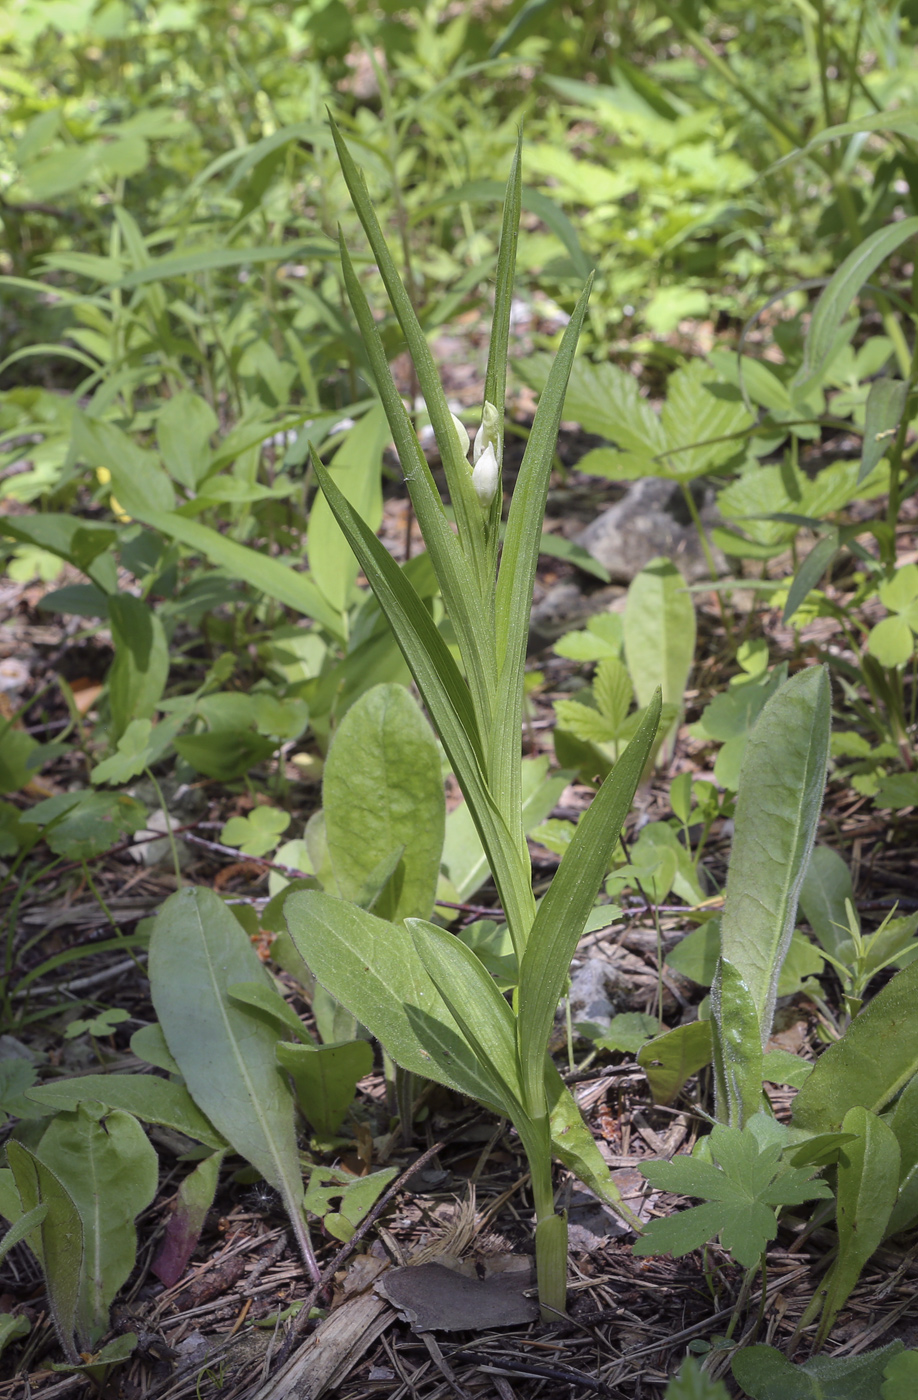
283, 122, 661, 1318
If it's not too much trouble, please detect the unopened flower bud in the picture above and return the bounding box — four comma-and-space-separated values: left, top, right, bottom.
473, 400, 502, 468
471, 441, 499, 507
450, 413, 470, 458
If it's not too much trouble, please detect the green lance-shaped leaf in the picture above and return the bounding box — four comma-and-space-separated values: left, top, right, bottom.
624, 558, 696, 716
334, 240, 494, 723
792, 958, 918, 1131
492, 278, 592, 857
0, 1204, 48, 1268
408, 919, 524, 1116
27, 1075, 225, 1148
714, 667, 830, 1101
323, 683, 445, 924
793, 217, 918, 398
328, 116, 488, 584
711, 957, 765, 1127
6, 1141, 83, 1363
149, 886, 320, 1284
35, 1104, 158, 1348
284, 890, 504, 1111
0, 1313, 30, 1360
860, 378, 909, 486
814, 1107, 900, 1349
228, 981, 316, 1045
153, 1150, 225, 1288
307, 402, 387, 615
276, 1039, 373, 1139
639, 1020, 714, 1107
886, 1072, 918, 1237
308, 451, 533, 950
517, 693, 661, 1111
107, 594, 169, 743
132, 508, 345, 639
799, 844, 858, 965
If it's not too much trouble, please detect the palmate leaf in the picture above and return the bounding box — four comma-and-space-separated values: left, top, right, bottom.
634, 1122, 831, 1268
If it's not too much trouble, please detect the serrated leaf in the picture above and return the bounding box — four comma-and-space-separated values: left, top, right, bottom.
635, 1122, 831, 1267
553, 698, 619, 746
593, 656, 633, 731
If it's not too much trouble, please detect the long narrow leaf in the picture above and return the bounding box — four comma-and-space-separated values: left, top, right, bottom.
483, 135, 523, 587
492, 279, 592, 844
408, 918, 523, 1112
793, 218, 918, 395
716, 667, 830, 1051
137, 508, 344, 638
336, 239, 495, 723
284, 893, 504, 1110
329, 116, 485, 566
517, 693, 661, 1108
310, 452, 534, 940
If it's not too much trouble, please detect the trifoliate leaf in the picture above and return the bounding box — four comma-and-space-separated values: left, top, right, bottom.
221, 806, 291, 857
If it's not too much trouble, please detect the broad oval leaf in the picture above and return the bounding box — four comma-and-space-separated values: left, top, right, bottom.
35, 1105, 158, 1348
324, 683, 445, 924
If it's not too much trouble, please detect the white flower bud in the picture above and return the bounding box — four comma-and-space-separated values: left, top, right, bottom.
450, 413, 470, 458
471, 441, 499, 507
473, 400, 501, 467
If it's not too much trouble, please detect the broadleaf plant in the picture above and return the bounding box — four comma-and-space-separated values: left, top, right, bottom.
634, 1120, 832, 1269
284, 124, 661, 1319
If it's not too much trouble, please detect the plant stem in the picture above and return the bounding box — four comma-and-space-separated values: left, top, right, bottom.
679, 482, 734, 645
146, 768, 183, 887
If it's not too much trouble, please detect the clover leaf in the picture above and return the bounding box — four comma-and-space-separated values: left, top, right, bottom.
220, 806, 291, 857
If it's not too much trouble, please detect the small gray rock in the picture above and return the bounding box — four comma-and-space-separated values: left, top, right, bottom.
575, 477, 727, 585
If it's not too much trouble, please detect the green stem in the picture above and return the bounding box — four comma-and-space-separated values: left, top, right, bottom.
679, 481, 734, 645
146, 768, 183, 887
81, 864, 147, 977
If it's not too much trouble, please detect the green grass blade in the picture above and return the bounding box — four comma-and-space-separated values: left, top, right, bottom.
329, 115, 486, 574
310, 451, 533, 940
793, 217, 918, 396
491, 278, 592, 839
517, 693, 661, 1110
